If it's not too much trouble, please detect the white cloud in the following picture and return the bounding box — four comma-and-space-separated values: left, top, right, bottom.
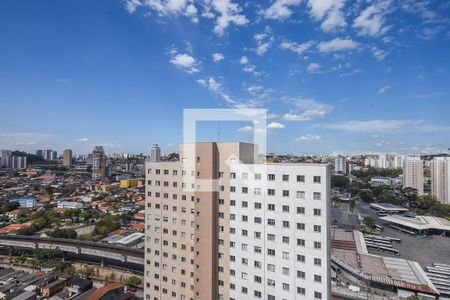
307, 62, 321, 73
239, 56, 249, 64
237, 126, 253, 132
262, 0, 302, 20
197, 76, 237, 104
375, 140, 391, 146
75, 137, 90, 143
212, 53, 224, 61
296, 134, 321, 141
124, 0, 199, 23
0, 132, 54, 149
280, 40, 314, 55
170, 53, 200, 73
353, 0, 391, 36
338, 69, 362, 77
208, 0, 249, 36
378, 85, 390, 94
197, 77, 222, 92
307, 0, 347, 32
253, 26, 274, 56
246, 84, 264, 94
318, 38, 358, 52
267, 122, 285, 129
316, 119, 419, 133
283, 98, 333, 121
372, 47, 388, 61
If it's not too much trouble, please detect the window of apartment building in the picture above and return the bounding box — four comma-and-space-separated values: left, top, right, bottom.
147, 168, 152, 174
268, 204, 275, 211
230, 200, 235, 206
218, 172, 224, 178
241, 273, 248, 280
297, 175, 305, 182
164, 169, 169, 175
267, 249, 275, 256
283, 190, 289, 197
242, 187, 248, 194
282, 205, 289, 212
315, 291, 322, 299
297, 191, 305, 199
282, 267, 290, 276
254, 217, 262, 224
313, 192, 321, 200
156, 169, 160, 174
297, 206, 305, 214
241, 215, 248, 222
268, 174, 275, 181
267, 219, 275, 226
173, 170, 177, 176
254, 246, 262, 254
314, 241, 322, 249
267, 279, 275, 287
267, 188, 275, 196
242, 172, 248, 179
297, 222, 305, 230
297, 287, 306, 295
314, 208, 321, 216
282, 236, 289, 244
254, 291, 261, 298
254, 202, 261, 209
254, 261, 262, 268
242, 229, 248, 237
267, 264, 275, 272
314, 225, 322, 233
282, 251, 289, 260
267, 233, 275, 241
230, 186, 235, 192
254, 188, 262, 195
242, 201, 248, 207
297, 239, 305, 246
254, 173, 261, 180
241, 258, 248, 265
283, 221, 290, 228
297, 271, 305, 279
242, 244, 248, 251
313, 176, 321, 183
282, 174, 289, 181
218, 198, 224, 205
283, 283, 290, 291
314, 258, 322, 266
230, 172, 236, 179
297, 254, 305, 263
254, 275, 262, 283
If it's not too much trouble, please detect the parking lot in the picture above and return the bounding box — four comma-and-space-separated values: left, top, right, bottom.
332, 202, 450, 267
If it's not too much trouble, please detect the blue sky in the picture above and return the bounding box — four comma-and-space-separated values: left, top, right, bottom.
1, 0, 450, 155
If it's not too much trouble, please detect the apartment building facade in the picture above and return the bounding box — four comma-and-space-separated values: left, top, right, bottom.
431, 157, 450, 204
144, 142, 330, 300
403, 157, 424, 195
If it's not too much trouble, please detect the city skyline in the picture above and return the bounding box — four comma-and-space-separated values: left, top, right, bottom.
1, 1, 450, 155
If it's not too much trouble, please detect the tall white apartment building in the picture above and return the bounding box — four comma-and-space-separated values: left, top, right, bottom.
229, 163, 330, 300
431, 157, 450, 204
335, 155, 347, 173
403, 157, 424, 194
144, 142, 330, 300
150, 144, 161, 162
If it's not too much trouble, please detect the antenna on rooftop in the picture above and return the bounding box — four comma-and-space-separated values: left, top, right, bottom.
217, 121, 221, 142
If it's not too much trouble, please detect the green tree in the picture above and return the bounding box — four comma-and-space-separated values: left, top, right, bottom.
363, 216, 375, 229
331, 175, 350, 189
348, 199, 356, 212
359, 190, 373, 203
124, 275, 142, 287
401, 187, 419, 207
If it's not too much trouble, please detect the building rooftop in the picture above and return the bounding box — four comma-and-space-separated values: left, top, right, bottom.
331, 228, 439, 295
380, 215, 450, 231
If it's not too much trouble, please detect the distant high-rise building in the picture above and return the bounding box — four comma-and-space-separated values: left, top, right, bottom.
335, 155, 347, 173
11, 156, 27, 169
92, 146, 106, 181
431, 157, 450, 204
150, 144, 161, 162
51, 150, 58, 160
403, 157, 424, 194
35, 150, 44, 158
63, 149, 72, 167
0, 150, 12, 168
144, 142, 331, 300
